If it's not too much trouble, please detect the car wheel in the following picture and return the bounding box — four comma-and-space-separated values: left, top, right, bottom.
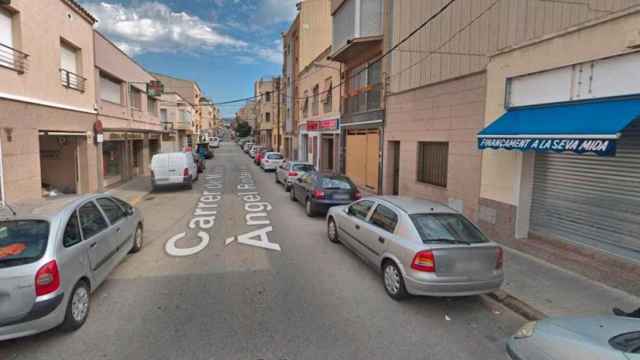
289, 187, 296, 202
60, 280, 90, 332
327, 217, 339, 243
130, 225, 143, 253
305, 199, 316, 217
382, 261, 409, 301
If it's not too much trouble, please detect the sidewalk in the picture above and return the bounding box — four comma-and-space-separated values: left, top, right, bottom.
492, 244, 640, 320
106, 176, 152, 207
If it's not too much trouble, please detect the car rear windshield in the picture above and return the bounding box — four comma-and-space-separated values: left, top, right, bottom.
292, 164, 314, 172
319, 176, 353, 190
0, 220, 50, 268
410, 214, 489, 245
610, 332, 640, 353
267, 154, 283, 160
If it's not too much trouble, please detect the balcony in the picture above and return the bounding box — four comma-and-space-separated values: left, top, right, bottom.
60, 69, 86, 92
0, 43, 29, 74
330, 0, 383, 63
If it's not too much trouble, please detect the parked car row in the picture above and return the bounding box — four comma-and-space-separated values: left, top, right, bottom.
0, 194, 144, 341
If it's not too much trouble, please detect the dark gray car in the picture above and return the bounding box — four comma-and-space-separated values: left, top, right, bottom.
290, 173, 361, 217
0, 194, 143, 341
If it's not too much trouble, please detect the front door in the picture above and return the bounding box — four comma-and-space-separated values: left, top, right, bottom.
78, 201, 116, 286
390, 141, 400, 195
362, 203, 399, 264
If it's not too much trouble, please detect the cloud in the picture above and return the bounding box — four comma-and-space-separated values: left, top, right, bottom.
81, 1, 247, 55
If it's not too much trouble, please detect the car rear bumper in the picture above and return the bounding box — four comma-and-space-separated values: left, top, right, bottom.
262, 163, 279, 170
0, 292, 65, 341
405, 275, 503, 297
153, 176, 190, 186
312, 200, 353, 214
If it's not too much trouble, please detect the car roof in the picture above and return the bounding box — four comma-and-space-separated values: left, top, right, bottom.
0, 194, 112, 221
371, 196, 458, 215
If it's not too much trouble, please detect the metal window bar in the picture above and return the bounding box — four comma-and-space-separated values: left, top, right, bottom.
417, 142, 448, 187
0, 43, 29, 74
59, 68, 86, 92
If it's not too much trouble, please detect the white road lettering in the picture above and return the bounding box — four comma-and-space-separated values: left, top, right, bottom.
165, 232, 211, 257
225, 226, 280, 252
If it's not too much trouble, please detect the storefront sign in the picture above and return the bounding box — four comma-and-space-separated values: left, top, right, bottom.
478, 137, 616, 156
306, 118, 339, 132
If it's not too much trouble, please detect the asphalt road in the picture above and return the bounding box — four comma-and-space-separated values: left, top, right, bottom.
0, 143, 525, 360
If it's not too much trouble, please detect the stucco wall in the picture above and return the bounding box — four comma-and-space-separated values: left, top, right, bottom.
299, 0, 332, 70
384, 72, 486, 222
0, 0, 96, 111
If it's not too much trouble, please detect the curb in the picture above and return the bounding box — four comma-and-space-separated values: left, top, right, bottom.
484, 290, 546, 321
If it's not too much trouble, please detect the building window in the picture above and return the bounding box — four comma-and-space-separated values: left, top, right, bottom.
346, 60, 381, 114
99, 74, 122, 104
147, 96, 158, 116
302, 90, 309, 118
312, 84, 320, 116
265, 112, 271, 122
160, 109, 168, 123
60, 40, 85, 91
0, 8, 27, 73
129, 86, 142, 111
265, 91, 271, 102
323, 77, 333, 113
417, 142, 448, 187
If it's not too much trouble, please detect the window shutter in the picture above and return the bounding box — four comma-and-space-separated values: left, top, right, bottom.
60, 44, 77, 73
0, 9, 12, 48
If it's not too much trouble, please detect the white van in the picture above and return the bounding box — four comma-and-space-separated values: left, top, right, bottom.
209, 137, 220, 148
150, 152, 198, 190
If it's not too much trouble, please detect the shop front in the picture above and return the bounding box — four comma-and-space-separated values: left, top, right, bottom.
102, 131, 150, 187
102, 132, 126, 187
304, 117, 340, 172
479, 43, 640, 262
39, 131, 87, 196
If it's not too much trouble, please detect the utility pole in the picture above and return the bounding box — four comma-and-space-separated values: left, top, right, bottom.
276, 77, 281, 152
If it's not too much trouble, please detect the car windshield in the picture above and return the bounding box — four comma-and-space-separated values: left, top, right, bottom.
292, 164, 314, 172
319, 176, 353, 190
0, 220, 50, 268
610, 332, 640, 353
410, 213, 489, 245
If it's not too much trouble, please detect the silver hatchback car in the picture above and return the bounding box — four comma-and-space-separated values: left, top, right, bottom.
0, 194, 143, 341
326, 196, 503, 300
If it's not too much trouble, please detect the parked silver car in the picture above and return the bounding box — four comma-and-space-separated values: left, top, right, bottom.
508, 316, 640, 359
326, 196, 503, 300
260, 152, 285, 171
0, 194, 144, 341
275, 161, 315, 192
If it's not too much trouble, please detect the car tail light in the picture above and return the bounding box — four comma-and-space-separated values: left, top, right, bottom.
411, 251, 435, 272
288, 171, 298, 177
313, 189, 326, 199
35, 260, 60, 296
183, 168, 189, 177
354, 191, 362, 200
496, 247, 503, 270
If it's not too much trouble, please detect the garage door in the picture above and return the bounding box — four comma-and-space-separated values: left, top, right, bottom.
530, 129, 640, 261
346, 133, 366, 188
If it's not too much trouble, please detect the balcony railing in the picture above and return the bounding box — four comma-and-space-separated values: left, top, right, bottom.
0, 43, 29, 74
343, 82, 382, 115
60, 68, 86, 92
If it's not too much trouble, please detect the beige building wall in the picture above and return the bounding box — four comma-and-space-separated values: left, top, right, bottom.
479, 7, 640, 239
0, 0, 98, 203
299, 0, 333, 70
389, 0, 640, 94
298, 51, 341, 124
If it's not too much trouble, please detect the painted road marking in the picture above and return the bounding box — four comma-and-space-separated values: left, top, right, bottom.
224, 226, 280, 252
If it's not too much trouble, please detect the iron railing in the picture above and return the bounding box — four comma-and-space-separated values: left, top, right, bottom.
344, 82, 382, 115
0, 43, 29, 74
60, 68, 86, 92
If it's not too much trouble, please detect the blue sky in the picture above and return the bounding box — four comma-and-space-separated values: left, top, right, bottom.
79, 0, 297, 116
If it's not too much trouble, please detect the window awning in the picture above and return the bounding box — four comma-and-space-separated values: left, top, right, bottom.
478, 98, 640, 156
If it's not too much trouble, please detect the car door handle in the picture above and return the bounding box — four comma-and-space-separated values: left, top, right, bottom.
90, 242, 97, 248
378, 237, 385, 244
116, 227, 121, 233
355, 224, 360, 230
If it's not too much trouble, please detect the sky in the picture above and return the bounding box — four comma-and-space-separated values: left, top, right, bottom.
79, 0, 298, 117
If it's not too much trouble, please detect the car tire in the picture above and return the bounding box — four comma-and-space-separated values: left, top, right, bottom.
327, 217, 339, 243
305, 199, 316, 217
129, 225, 143, 253
60, 280, 90, 332
289, 187, 296, 202
382, 261, 409, 301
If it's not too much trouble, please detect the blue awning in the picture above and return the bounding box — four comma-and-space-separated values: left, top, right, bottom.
478, 98, 640, 156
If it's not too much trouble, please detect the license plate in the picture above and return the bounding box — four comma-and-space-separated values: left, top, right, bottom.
333, 194, 350, 200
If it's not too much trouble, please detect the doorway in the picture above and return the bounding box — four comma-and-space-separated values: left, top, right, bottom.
321, 135, 335, 172
389, 141, 400, 195
39, 135, 79, 196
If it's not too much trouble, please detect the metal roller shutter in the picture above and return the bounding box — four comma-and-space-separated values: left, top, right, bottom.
530, 127, 640, 261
